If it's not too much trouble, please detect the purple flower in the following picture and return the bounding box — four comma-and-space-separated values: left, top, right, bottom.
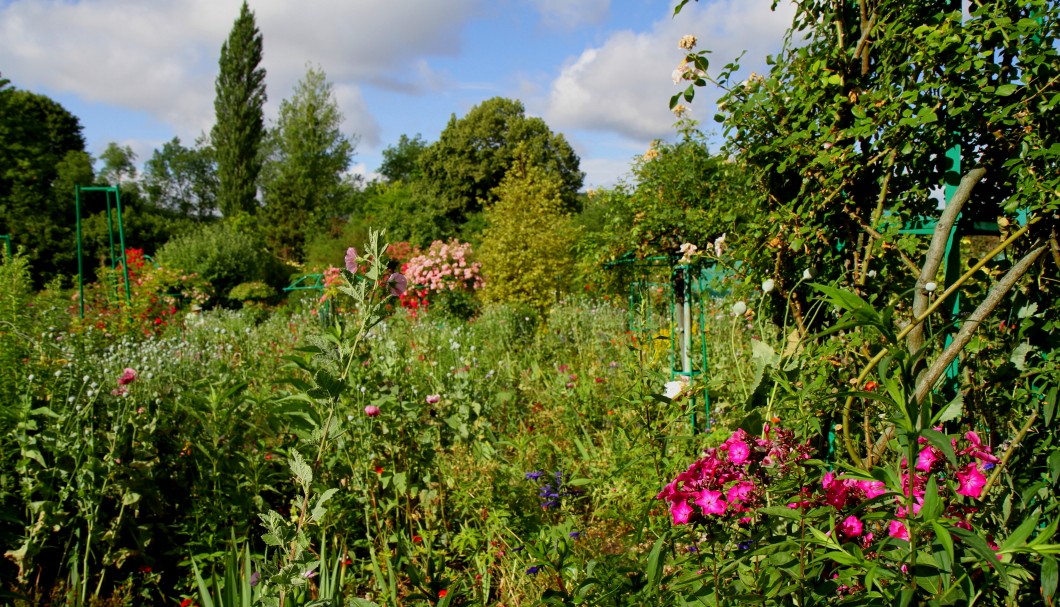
426, 394, 441, 404
364, 405, 380, 417
526, 566, 540, 575
388, 272, 408, 297
249, 571, 260, 586
569, 531, 581, 539
525, 471, 544, 481
344, 247, 358, 273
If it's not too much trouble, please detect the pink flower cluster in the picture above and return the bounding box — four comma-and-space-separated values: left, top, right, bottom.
814, 430, 999, 544
403, 240, 484, 294
656, 426, 812, 525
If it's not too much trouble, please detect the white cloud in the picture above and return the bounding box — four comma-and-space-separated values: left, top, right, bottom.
0, 0, 481, 147
545, 0, 795, 142
530, 0, 610, 30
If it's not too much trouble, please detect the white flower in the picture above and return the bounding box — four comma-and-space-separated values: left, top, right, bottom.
672, 104, 689, 118
925, 281, 937, 292
713, 234, 726, 257
866, 269, 877, 279
762, 278, 775, 293
802, 268, 815, 281
663, 380, 685, 400
732, 301, 748, 316
678, 34, 697, 51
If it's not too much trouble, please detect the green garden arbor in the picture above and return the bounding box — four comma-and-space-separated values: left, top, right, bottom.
75, 185, 130, 318
606, 253, 722, 430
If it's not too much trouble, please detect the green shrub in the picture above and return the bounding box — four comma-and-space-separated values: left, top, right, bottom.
155, 222, 289, 305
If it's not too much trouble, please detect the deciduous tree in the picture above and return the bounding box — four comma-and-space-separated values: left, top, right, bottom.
419, 97, 583, 229
260, 65, 357, 260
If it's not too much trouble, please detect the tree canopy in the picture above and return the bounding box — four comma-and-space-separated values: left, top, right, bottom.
260, 66, 357, 260
418, 97, 584, 229
0, 81, 91, 282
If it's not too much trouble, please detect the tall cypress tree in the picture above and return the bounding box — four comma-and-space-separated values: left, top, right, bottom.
212, 1, 266, 217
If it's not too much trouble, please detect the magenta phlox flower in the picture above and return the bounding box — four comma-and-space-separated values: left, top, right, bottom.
915, 445, 941, 472
726, 440, 751, 465
670, 497, 695, 524
888, 520, 909, 540
857, 480, 887, 500
956, 463, 987, 498
727, 481, 756, 504
822, 473, 852, 509
839, 515, 863, 538
694, 489, 728, 515
961, 431, 1000, 464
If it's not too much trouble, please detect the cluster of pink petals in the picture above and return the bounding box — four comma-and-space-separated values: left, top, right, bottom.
656, 426, 812, 525
403, 240, 485, 294
820, 431, 998, 545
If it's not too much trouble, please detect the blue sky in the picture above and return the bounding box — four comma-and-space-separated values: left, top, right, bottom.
0, 0, 795, 189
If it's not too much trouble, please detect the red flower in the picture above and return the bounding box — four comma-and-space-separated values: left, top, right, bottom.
375, 466, 384, 474
413, 535, 423, 543
438, 589, 448, 598
180, 599, 194, 607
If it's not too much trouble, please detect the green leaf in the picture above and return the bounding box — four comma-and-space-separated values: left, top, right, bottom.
932, 521, 955, 565
1042, 555, 1058, 605
646, 536, 666, 588
288, 449, 313, 489
934, 392, 963, 424
1000, 512, 1040, 551
1009, 343, 1035, 371
996, 83, 1019, 96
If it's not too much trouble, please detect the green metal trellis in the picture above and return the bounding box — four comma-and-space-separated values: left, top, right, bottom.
606, 254, 716, 430
75, 185, 130, 319
284, 273, 333, 323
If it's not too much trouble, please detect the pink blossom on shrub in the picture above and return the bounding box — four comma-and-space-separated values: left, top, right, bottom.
403, 240, 485, 293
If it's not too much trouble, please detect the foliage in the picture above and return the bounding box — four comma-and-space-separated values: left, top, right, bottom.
261, 65, 358, 260
96, 142, 138, 187
0, 81, 91, 284
378, 133, 427, 184
627, 120, 757, 258
418, 97, 584, 231
212, 0, 267, 218
154, 221, 288, 306
143, 136, 220, 221
676, 0, 1059, 327
347, 181, 455, 248
478, 151, 579, 310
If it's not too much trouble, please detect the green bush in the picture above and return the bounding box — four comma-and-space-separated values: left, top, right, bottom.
155, 222, 289, 305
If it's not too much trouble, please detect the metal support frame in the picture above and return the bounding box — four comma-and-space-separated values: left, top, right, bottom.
606, 254, 713, 431
75, 185, 130, 319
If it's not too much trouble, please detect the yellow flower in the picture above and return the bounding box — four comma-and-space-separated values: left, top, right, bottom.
678, 35, 697, 51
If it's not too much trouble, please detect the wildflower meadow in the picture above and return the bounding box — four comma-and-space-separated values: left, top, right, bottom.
2, 1, 1059, 606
